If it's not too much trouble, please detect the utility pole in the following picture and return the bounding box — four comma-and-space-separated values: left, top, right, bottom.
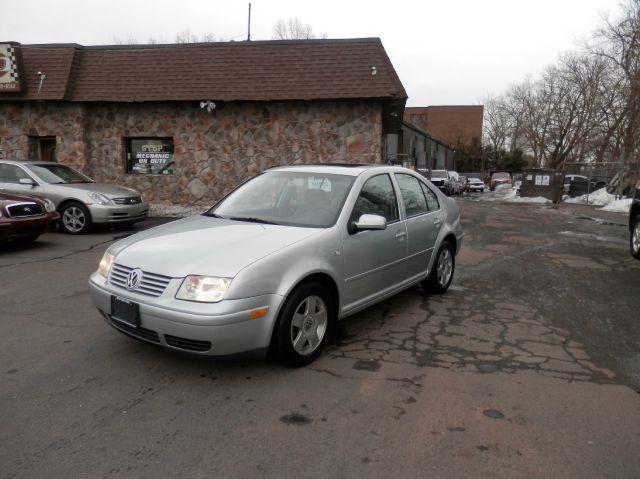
247, 3, 252, 41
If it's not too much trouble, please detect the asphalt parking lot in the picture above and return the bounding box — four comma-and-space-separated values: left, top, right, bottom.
2, 199, 640, 479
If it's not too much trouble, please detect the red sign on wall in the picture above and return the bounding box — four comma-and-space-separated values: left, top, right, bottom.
0, 43, 24, 92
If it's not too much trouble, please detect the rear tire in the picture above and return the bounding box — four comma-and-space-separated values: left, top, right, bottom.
272, 282, 334, 367
631, 216, 640, 260
423, 241, 455, 294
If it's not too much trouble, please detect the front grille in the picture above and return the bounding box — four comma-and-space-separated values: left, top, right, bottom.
109, 263, 172, 297
7, 202, 44, 218
113, 196, 142, 205
165, 334, 212, 352
109, 317, 160, 343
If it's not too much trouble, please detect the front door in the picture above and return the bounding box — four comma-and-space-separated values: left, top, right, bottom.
343, 173, 407, 313
0, 163, 43, 197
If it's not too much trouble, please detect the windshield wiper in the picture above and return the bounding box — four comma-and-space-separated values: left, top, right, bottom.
227, 216, 276, 225
202, 212, 224, 218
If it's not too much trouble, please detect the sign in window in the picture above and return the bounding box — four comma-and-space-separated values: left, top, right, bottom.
125, 138, 175, 175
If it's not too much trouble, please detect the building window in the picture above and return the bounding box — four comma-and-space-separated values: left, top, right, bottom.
125, 137, 175, 175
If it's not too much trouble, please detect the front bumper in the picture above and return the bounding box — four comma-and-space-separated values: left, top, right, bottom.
0, 212, 59, 240
88, 272, 283, 356
88, 202, 149, 224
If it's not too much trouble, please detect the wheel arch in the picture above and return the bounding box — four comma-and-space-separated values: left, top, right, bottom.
57, 198, 93, 220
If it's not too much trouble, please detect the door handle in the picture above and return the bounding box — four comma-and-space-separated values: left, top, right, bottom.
395, 231, 406, 239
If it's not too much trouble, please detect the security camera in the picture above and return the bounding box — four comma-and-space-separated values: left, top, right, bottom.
371, 66, 377, 76
37, 71, 42, 76
199, 100, 216, 112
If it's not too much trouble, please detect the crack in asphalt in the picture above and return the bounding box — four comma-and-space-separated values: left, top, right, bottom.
326, 283, 615, 385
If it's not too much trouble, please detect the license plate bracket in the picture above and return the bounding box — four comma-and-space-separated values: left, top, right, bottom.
110, 296, 140, 328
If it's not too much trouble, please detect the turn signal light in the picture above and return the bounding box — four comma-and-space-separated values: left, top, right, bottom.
248, 308, 269, 319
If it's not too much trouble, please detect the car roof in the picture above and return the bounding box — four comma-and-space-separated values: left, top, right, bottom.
268, 163, 412, 177
0, 160, 59, 166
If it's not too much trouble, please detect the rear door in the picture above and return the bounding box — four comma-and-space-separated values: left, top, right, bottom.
394, 173, 443, 281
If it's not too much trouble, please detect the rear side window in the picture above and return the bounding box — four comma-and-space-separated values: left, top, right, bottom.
350, 174, 399, 223
420, 182, 440, 212
395, 174, 429, 217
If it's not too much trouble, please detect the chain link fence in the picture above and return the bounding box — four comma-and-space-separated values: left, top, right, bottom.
563, 162, 640, 199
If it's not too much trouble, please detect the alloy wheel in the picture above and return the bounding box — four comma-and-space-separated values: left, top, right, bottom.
63, 206, 87, 233
290, 295, 328, 356
437, 248, 453, 287
633, 222, 640, 255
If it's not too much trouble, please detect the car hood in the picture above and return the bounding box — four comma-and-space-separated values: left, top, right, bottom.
111, 215, 322, 278
0, 192, 45, 206
51, 183, 140, 198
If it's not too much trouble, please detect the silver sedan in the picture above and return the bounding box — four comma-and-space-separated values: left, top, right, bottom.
0, 160, 148, 234
88, 164, 463, 366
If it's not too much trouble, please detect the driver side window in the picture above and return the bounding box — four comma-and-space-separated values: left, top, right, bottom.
350, 174, 399, 223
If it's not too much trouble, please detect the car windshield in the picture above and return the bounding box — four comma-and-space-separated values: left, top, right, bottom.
27, 164, 94, 184
206, 170, 355, 228
470, 178, 482, 182
431, 170, 447, 178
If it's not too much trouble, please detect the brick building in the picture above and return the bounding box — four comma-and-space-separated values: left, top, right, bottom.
0, 39, 406, 206
404, 105, 483, 151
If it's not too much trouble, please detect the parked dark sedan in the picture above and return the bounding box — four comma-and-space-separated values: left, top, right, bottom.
0, 192, 60, 242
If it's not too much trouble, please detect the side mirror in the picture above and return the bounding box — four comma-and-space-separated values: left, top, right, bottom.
348, 214, 387, 234
19, 178, 37, 186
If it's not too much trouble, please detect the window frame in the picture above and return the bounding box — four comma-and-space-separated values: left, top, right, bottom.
394, 173, 432, 219
348, 173, 400, 226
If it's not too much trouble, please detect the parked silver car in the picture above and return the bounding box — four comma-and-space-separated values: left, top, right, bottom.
0, 160, 148, 234
88, 164, 463, 366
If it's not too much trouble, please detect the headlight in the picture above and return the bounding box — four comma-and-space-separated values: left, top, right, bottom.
98, 251, 115, 278
176, 275, 231, 303
87, 192, 114, 206
43, 198, 56, 212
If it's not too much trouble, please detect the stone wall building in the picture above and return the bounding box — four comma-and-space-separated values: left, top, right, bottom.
0, 39, 407, 206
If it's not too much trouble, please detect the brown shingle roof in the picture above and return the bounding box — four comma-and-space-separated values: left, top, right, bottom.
4, 38, 406, 103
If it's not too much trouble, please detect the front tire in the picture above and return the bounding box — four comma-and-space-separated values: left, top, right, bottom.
631, 216, 640, 260
60, 202, 92, 234
423, 241, 455, 294
272, 282, 334, 367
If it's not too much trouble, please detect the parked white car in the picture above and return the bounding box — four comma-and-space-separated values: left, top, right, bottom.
428, 170, 453, 195
467, 177, 485, 192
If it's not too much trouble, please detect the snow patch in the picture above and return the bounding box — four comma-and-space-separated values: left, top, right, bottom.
564, 187, 631, 212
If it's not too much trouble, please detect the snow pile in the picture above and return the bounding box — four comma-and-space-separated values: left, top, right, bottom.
150, 203, 208, 217
476, 184, 551, 204
564, 187, 632, 212
602, 198, 632, 213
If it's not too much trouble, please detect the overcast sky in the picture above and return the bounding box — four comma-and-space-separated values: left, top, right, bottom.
2, 0, 622, 106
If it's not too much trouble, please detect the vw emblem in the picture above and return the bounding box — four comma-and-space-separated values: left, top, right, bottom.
126, 269, 143, 290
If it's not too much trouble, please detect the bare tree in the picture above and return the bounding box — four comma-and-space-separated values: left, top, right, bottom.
175, 29, 217, 43
593, 0, 640, 169
272, 17, 316, 40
